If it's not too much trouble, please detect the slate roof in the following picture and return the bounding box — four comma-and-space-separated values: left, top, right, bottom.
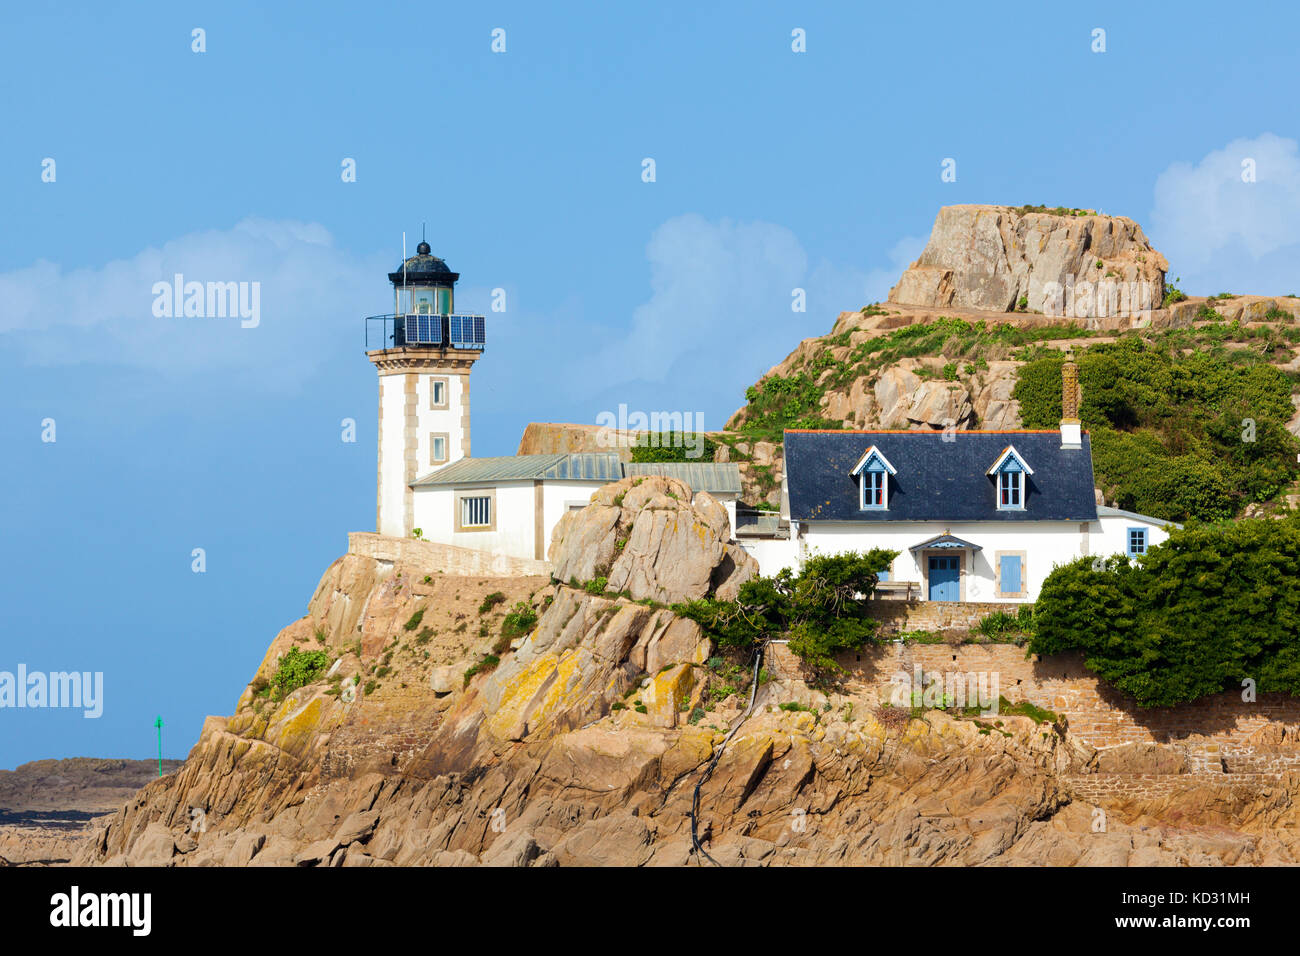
785, 430, 1098, 523
412, 454, 741, 495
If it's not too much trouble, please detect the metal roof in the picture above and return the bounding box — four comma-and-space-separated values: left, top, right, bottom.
412, 453, 741, 494
624, 461, 742, 495
412, 453, 624, 486
1097, 505, 1183, 529
908, 533, 983, 552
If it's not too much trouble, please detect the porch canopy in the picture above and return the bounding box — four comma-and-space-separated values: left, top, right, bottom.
908, 533, 982, 553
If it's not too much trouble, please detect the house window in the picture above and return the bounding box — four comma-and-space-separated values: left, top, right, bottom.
861, 470, 887, 509
1127, 527, 1148, 557
429, 433, 448, 465
460, 495, 491, 528
429, 377, 448, 409
998, 471, 1022, 509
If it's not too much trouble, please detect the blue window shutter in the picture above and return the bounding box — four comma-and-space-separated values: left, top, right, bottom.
1000, 555, 1022, 594
877, 568, 890, 582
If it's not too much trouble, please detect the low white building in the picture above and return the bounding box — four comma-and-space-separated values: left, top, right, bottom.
735, 358, 1180, 602
410, 452, 742, 562
739, 429, 1177, 603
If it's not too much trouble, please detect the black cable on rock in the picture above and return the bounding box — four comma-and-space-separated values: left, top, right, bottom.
689, 640, 767, 866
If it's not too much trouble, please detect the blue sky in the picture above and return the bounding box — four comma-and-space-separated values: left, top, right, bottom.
2, 0, 1298, 768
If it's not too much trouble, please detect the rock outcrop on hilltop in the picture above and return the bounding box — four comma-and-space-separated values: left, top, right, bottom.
889, 205, 1168, 315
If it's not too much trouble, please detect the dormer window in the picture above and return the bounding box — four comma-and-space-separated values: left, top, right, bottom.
987, 445, 1033, 512
999, 470, 1022, 508
863, 470, 886, 509
851, 444, 896, 511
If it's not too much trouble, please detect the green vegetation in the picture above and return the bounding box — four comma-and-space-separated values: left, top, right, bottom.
631, 431, 718, 463
463, 654, 501, 688
996, 696, 1060, 725
271, 647, 332, 699
674, 550, 896, 677
1030, 517, 1300, 707
1013, 204, 1092, 217
738, 317, 1094, 443
501, 602, 538, 640
1162, 277, 1188, 307
584, 576, 609, 595
1013, 337, 1298, 521
478, 591, 506, 615
975, 605, 1035, 640
402, 607, 426, 631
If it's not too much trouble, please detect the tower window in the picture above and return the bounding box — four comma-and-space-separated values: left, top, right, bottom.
429, 433, 448, 464
429, 377, 448, 409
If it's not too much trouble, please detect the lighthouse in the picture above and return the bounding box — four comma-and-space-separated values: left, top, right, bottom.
365, 240, 485, 537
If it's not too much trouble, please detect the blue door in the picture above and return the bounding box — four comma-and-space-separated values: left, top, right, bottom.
928, 556, 960, 601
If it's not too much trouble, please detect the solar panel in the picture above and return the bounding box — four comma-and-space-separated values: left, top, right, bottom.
404, 314, 442, 344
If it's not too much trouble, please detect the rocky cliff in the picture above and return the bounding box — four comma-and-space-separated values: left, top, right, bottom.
68, 475, 1300, 866
889, 204, 1168, 315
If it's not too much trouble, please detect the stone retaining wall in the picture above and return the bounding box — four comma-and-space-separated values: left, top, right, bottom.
348, 532, 551, 577
866, 600, 1021, 632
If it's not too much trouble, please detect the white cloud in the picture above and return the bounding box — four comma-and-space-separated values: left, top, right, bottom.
1150, 133, 1300, 293
0, 219, 380, 386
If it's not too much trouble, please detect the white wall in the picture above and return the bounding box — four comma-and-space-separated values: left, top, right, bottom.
412, 480, 743, 564
377, 373, 408, 538
412, 372, 467, 472
1092, 513, 1173, 559
746, 513, 1176, 601
797, 521, 1089, 602
412, 481, 537, 559
736, 536, 798, 576
376, 368, 471, 538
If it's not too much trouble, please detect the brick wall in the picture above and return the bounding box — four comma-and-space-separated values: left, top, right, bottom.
766, 641, 1300, 758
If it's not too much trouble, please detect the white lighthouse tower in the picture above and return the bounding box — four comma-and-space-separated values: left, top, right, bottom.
366, 240, 485, 537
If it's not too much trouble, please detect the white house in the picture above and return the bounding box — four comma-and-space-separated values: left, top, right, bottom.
737, 361, 1179, 602
409, 453, 741, 561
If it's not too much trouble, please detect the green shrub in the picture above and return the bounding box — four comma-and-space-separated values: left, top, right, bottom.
501, 602, 538, 640
403, 607, 426, 631
674, 549, 896, 678
631, 432, 718, 463
1013, 337, 1299, 520
1029, 517, 1300, 707
271, 647, 332, 699
478, 592, 506, 615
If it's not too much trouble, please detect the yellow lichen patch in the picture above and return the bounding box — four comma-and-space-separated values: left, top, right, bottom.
520, 649, 593, 736
268, 695, 341, 759
642, 663, 696, 728
482, 652, 560, 742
